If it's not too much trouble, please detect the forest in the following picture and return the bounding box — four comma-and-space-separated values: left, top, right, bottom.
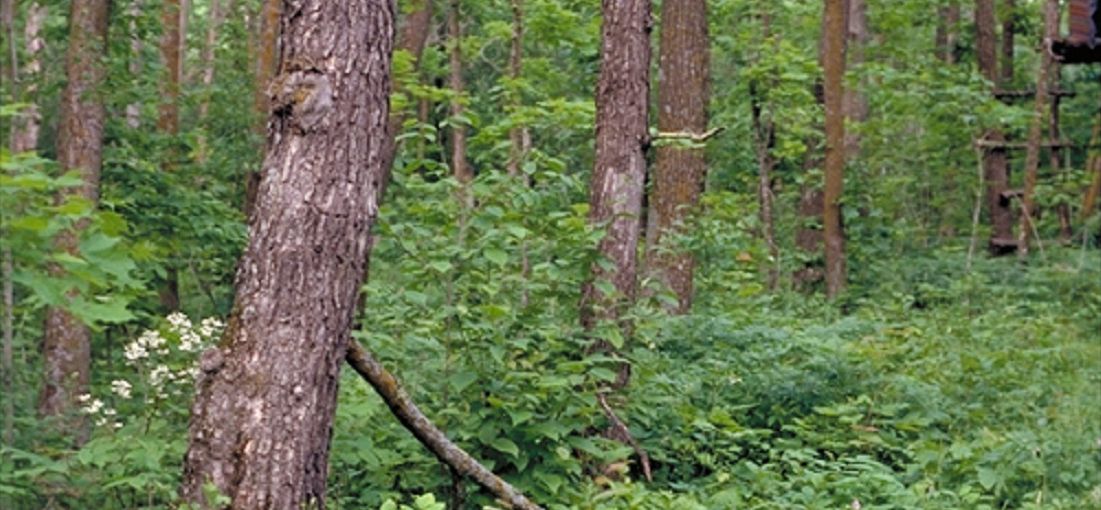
1, 0, 1099, 508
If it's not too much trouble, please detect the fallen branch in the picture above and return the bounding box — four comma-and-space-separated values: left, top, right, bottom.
595, 392, 652, 482
345, 341, 543, 510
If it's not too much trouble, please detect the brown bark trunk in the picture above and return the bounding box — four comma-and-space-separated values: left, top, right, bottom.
126, 1, 142, 129
1049, 67, 1071, 241
581, 0, 651, 330
180, 1, 395, 507
448, 0, 472, 185
975, 0, 998, 82
644, 0, 708, 314
581, 0, 652, 476
1017, 0, 1058, 257
983, 133, 1016, 252
842, 0, 867, 159
39, 0, 110, 437
823, 0, 847, 299
976, 0, 1015, 252
157, 0, 185, 312
244, 0, 282, 216
199, 0, 227, 120
1001, 0, 1015, 83
936, 1, 960, 63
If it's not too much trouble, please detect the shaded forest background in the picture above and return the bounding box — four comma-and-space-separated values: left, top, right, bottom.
1, 0, 1100, 508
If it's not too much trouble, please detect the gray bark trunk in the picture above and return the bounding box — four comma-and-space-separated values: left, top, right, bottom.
180, 1, 395, 507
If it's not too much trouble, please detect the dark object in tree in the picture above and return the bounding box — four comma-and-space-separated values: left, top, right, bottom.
180, 1, 394, 507
345, 342, 543, 510
1054, 0, 1101, 62
40, 0, 110, 440
645, 0, 709, 314
993, 88, 1076, 100
822, 0, 847, 299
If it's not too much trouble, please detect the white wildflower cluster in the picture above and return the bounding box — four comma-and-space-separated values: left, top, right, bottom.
80, 313, 227, 432
77, 393, 123, 429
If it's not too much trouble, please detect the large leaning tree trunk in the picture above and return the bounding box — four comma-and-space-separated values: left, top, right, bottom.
39, 0, 110, 437
644, 0, 710, 314
180, 1, 394, 507
822, 0, 847, 299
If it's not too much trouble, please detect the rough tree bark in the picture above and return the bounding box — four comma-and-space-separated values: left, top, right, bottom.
39, 0, 110, 437
243, 0, 281, 216
580, 0, 652, 478
157, 0, 185, 312
644, 0, 709, 314
1017, 0, 1058, 257
448, 0, 472, 185
976, 0, 1016, 252
180, 1, 395, 507
822, 0, 847, 299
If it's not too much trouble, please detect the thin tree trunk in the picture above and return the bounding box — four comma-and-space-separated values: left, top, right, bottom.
198, 0, 226, 121
823, 0, 847, 299
448, 0, 472, 186
936, 1, 960, 63
40, 0, 110, 440
1001, 0, 1015, 83
1018, 0, 1058, 258
842, 0, 867, 160
126, 1, 143, 129
506, 0, 530, 180
750, 83, 778, 291
1080, 111, 1101, 221
975, 0, 998, 83
1049, 65, 1071, 241
645, 0, 709, 314
244, 0, 281, 216
158, 0, 185, 312
180, 1, 395, 507
378, 0, 433, 195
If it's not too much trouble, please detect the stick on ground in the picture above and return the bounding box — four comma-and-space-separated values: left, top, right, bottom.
345, 341, 543, 510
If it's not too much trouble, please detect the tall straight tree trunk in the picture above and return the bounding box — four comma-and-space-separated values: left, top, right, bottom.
126, 1, 142, 128
3, 0, 45, 446
198, 0, 227, 121
1018, 0, 1058, 257
582, 0, 650, 333
39, 0, 110, 436
842, 0, 867, 159
244, 0, 281, 216
645, 0, 709, 313
180, 1, 395, 507
936, 1, 960, 63
750, 7, 778, 291
1001, 0, 1015, 83
157, 0, 185, 311
505, 0, 531, 180
448, 0, 472, 185
976, 0, 1015, 252
822, 0, 847, 299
